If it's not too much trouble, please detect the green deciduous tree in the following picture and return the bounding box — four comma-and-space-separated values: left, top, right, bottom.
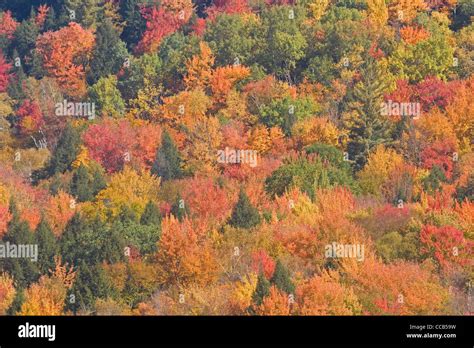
89, 75, 125, 118
118, 53, 162, 101
260, 5, 308, 80
63, 0, 102, 29
265, 155, 358, 199
204, 13, 262, 67
258, 96, 318, 136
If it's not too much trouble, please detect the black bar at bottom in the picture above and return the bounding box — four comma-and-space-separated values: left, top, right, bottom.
0, 315, 472, 346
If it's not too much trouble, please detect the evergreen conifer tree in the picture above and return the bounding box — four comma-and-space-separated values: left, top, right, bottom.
70, 164, 93, 202
66, 261, 116, 314
270, 259, 295, 295
140, 201, 161, 226
170, 194, 189, 222
35, 218, 58, 274
119, 0, 146, 51
47, 124, 82, 176
228, 189, 261, 229
152, 130, 184, 181
346, 58, 392, 171
88, 18, 128, 84
252, 272, 271, 306
1, 199, 39, 289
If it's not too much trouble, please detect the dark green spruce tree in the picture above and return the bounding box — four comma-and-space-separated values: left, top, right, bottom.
423, 165, 447, 194
170, 193, 189, 222
87, 18, 129, 84
35, 218, 58, 274
152, 130, 184, 181
6, 50, 27, 100
270, 259, 295, 295
70, 164, 106, 202
46, 124, 82, 177
119, 0, 147, 51
66, 261, 117, 314
60, 213, 101, 266
70, 164, 93, 202
10, 17, 39, 75
228, 189, 261, 229
43, 7, 59, 32
251, 272, 271, 306
140, 201, 161, 226
1, 199, 39, 289
456, 173, 474, 202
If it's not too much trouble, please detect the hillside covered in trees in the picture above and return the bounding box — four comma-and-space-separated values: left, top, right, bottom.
0, 0, 472, 315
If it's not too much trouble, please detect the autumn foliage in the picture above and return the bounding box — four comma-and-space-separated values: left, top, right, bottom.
36, 23, 95, 97
0, 0, 472, 318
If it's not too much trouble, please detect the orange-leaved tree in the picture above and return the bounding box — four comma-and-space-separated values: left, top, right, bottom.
155, 216, 219, 287
19, 257, 75, 315
36, 22, 95, 97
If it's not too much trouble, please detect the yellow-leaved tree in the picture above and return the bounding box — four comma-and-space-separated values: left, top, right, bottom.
292, 117, 339, 148
182, 116, 222, 175
159, 89, 211, 133
444, 79, 474, 153
87, 166, 160, 221
19, 257, 75, 315
367, 0, 389, 30
308, 0, 330, 21
247, 125, 285, 154
0, 273, 16, 314
357, 145, 405, 196
388, 0, 427, 24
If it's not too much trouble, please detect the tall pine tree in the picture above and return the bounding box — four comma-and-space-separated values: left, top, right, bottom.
151, 130, 184, 181
88, 18, 129, 84
251, 272, 271, 306
346, 58, 392, 171
35, 218, 58, 274
70, 164, 93, 202
46, 124, 82, 176
1, 199, 39, 289
119, 0, 146, 51
270, 259, 295, 295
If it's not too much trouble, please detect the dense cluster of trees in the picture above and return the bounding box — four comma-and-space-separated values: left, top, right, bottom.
0, 0, 472, 315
